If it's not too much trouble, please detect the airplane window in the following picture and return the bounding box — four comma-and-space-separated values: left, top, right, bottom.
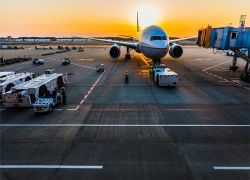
161, 36, 167, 40
150, 36, 167, 41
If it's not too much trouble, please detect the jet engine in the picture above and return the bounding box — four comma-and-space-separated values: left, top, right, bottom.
109, 44, 121, 59
169, 44, 183, 59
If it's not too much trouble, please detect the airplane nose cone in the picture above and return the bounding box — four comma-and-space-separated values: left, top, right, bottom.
153, 41, 168, 49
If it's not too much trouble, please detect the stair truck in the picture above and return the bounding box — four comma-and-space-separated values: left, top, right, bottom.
0, 72, 34, 101
2, 69, 67, 111
152, 64, 178, 87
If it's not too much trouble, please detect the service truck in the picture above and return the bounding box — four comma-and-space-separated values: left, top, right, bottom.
152, 64, 178, 87
0, 72, 33, 101
2, 69, 67, 108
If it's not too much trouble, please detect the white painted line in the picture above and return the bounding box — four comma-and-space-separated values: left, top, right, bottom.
0, 124, 249, 127
214, 166, 250, 170
202, 62, 250, 91
71, 63, 96, 70
202, 61, 231, 71
195, 58, 215, 61
78, 72, 104, 105
54, 109, 63, 111
58, 72, 104, 111
67, 108, 78, 111
218, 80, 230, 83
203, 71, 229, 82
78, 59, 95, 61
194, 58, 205, 61
0, 165, 103, 169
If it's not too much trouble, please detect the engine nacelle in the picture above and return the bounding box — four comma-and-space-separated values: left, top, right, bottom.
109, 44, 121, 59
169, 44, 183, 59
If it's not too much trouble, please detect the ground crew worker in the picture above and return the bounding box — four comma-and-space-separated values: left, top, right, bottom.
125, 71, 129, 84
62, 87, 67, 105
149, 68, 153, 79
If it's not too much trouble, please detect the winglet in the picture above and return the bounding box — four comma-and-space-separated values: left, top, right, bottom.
137, 11, 140, 32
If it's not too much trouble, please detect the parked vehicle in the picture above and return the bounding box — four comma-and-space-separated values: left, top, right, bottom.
33, 58, 45, 65
33, 91, 62, 113
3, 69, 67, 108
62, 58, 71, 65
0, 73, 33, 101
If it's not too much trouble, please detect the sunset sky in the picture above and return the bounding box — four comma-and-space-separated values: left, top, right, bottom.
1, 0, 250, 37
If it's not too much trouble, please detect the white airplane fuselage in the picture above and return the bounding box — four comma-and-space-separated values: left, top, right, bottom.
138, 25, 169, 60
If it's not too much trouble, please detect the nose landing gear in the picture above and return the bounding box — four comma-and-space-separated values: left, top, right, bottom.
153, 59, 161, 65
125, 47, 131, 60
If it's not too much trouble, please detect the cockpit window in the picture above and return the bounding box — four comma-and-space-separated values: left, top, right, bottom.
150, 36, 167, 41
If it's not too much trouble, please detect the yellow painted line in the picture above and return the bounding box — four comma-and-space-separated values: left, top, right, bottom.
138, 54, 150, 67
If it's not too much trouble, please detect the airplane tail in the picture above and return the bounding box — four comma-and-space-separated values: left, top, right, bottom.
137, 11, 140, 32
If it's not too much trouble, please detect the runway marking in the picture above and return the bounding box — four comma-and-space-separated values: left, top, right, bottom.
67, 105, 79, 111
78, 58, 95, 61
1, 107, 248, 112
0, 165, 103, 169
214, 166, 250, 170
0, 124, 249, 127
55, 59, 96, 70
89, 108, 249, 112
195, 58, 215, 61
71, 62, 96, 70
202, 61, 231, 71
54, 109, 63, 111
79, 72, 104, 105
202, 61, 250, 91
138, 54, 150, 67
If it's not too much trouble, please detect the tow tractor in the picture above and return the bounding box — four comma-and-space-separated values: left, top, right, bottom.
33, 91, 62, 113
152, 64, 178, 87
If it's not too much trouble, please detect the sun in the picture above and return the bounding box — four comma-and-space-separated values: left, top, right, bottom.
138, 5, 161, 28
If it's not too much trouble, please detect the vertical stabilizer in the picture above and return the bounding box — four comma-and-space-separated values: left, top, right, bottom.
137, 11, 140, 32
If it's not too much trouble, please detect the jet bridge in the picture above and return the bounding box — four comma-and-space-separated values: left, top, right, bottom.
197, 25, 250, 81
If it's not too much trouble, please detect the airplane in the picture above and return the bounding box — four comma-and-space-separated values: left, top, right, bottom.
90, 12, 195, 64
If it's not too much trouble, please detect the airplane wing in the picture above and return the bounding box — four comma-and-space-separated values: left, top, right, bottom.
89, 38, 138, 50
119, 35, 139, 42
169, 37, 197, 44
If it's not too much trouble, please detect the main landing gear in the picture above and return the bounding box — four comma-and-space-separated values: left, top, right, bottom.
125, 47, 131, 60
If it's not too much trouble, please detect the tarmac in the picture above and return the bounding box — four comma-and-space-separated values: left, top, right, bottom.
0, 46, 249, 180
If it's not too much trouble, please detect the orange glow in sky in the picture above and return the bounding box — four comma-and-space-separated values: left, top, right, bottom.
1, 0, 250, 37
